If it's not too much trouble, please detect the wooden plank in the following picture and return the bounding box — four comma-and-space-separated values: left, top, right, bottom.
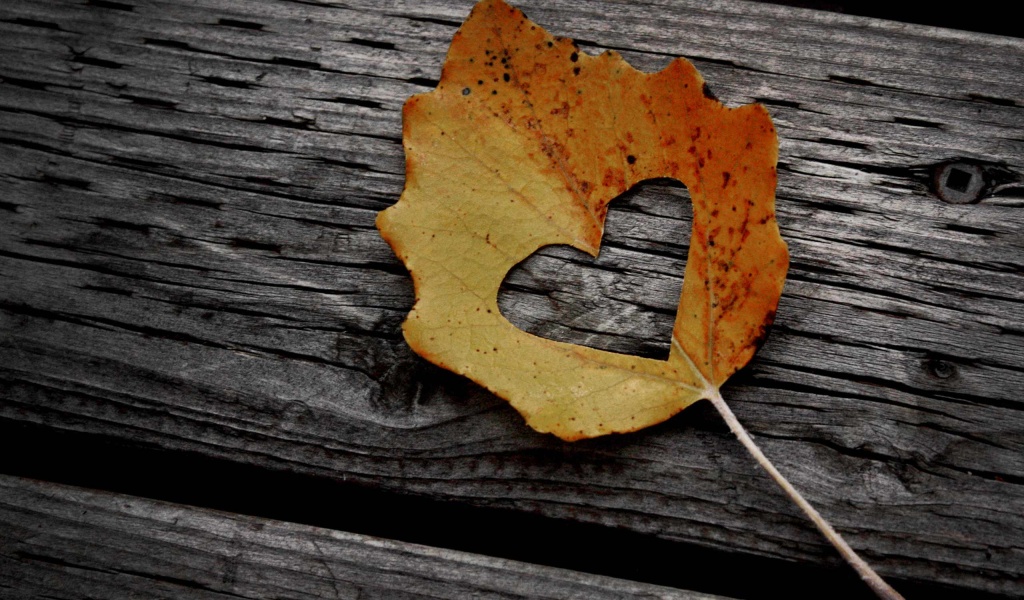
0, 474, 728, 599
0, 0, 1022, 595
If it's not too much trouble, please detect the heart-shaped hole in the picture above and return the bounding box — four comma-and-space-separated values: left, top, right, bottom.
498, 178, 691, 361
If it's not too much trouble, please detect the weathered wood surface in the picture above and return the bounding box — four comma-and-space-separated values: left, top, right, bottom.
0, 0, 1022, 597
0, 475, 729, 600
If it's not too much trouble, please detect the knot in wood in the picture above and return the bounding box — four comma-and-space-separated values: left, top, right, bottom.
924, 357, 957, 380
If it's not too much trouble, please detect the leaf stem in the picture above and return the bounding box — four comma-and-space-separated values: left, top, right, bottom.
706, 389, 905, 600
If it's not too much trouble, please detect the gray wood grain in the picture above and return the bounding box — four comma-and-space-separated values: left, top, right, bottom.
1, 0, 1022, 595
0, 475, 729, 599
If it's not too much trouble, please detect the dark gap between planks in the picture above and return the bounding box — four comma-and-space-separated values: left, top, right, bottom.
0, 418, 1010, 600
756, 0, 1022, 38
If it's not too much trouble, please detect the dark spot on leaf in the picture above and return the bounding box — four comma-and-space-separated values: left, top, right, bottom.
702, 82, 717, 101
462, 87, 471, 95
626, 155, 636, 165
503, 73, 510, 82
570, 52, 578, 62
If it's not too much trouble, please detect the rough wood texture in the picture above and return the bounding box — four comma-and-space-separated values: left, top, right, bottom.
0, 475, 728, 599
1, 0, 1022, 596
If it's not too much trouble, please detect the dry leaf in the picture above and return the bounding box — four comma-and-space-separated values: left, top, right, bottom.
378, 3, 906, 597
378, 0, 787, 441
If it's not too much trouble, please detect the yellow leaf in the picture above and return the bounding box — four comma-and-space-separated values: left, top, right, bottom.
377, 8, 907, 596
378, 0, 788, 441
